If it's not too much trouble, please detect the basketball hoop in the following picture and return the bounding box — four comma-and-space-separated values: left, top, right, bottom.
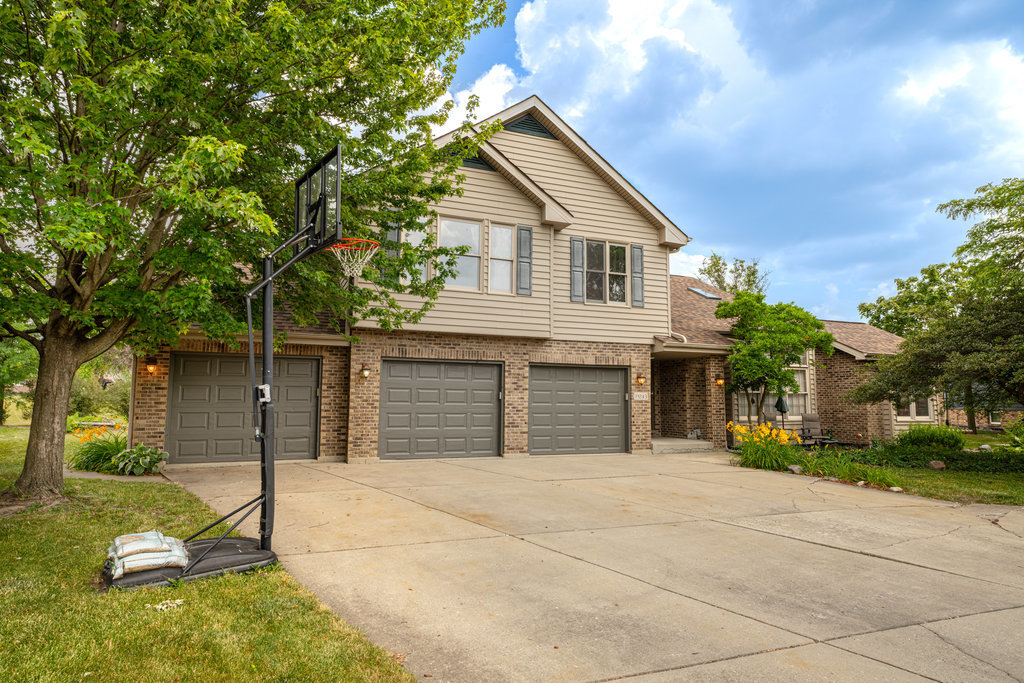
325, 238, 380, 282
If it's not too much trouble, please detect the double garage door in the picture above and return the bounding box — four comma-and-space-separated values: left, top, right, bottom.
378, 360, 627, 459
165, 353, 320, 464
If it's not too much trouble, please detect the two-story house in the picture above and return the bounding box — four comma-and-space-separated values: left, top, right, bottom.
129, 96, 704, 463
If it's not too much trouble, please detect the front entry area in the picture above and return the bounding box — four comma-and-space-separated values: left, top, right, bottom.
528, 365, 628, 454
378, 359, 502, 459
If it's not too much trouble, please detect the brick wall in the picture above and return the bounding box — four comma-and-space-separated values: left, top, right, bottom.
346, 329, 652, 461
653, 355, 727, 448
815, 350, 887, 445
947, 409, 1023, 430
130, 336, 350, 460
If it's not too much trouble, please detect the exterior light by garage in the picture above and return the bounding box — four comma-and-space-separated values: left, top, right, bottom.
714, 377, 725, 386
636, 374, 646, 386
145, 357, 158, 375
360, 364, 371, 379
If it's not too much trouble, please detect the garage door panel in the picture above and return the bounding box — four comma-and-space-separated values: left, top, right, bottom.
166, 353, 319, 464
529, 365, 627, 455
380, 360, 501, 459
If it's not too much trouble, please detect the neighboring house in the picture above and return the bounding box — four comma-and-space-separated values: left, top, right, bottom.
947, 400, 1024, 430
652, 276, 942, 447
129, 96, 692, 463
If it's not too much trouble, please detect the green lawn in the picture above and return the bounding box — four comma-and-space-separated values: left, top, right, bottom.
961, 431, 1012, 449
0, 426, 412, 681
889, 467, 1024, 506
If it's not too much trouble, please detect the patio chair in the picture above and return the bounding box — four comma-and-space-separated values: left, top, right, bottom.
798, 414, 838, 447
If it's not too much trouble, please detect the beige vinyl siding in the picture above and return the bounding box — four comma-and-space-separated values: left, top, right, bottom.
890, 393, 943, 435
357, 166, 552, 338
491, 129, 672, 344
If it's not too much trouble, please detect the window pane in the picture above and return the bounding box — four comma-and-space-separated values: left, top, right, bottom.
789, 394, 807, 416
609, 274, 626, 302
914, 397, 930, 417
792, 369, 806, 392
586, 240, 604, 271
491, 225, 513, 259
609, 245, 626, 274
990, 411, 1002, 424
450, 255, 480, 288
896, 400, 911, 417
405, 229, 428, 281
440, 219, 480, 253
490, 259, 512, 292
586, 271, 605, 302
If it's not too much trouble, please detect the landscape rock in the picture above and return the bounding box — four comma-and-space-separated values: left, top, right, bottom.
928, 460, 946, 470
980, 444, 993, 452
856, 481, 866, 487
787, 465, 803, 475
890, 487, 903, 493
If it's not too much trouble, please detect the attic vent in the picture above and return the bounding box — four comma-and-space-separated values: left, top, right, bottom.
505, 113, 557, 139
688, 286, 721, 300
462, 155, 494, 171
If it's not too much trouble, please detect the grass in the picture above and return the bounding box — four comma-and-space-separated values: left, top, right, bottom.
961, 431, 1012, 449
888, 468, 1024, 506
0, 426, 412, 682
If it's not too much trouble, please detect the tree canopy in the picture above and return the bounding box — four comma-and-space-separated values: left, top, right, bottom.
698, 252, 770, 295
0, 0, 505, 496
850, 179, 1024, 420
716, 292, 834, 424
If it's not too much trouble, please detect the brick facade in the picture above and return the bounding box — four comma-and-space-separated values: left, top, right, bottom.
815, 350, 890, 445
346, 329, 652, 461
947, 409, 1023, 430
652, 356, 727, 448
130, 336, 350, 460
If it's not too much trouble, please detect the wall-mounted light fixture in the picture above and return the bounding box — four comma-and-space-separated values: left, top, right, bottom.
714, 377, 725, 386
360, 364, 371, 379
636, 374, 647, 386
145, 356, 158, 375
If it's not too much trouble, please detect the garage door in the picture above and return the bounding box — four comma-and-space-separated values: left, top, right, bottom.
379, 360, 501, 459
165, 353, 320, 463
528, 365, 628, 454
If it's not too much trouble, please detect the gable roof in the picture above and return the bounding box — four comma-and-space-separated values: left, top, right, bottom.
437, 95, 690, 248
664, 275, 904, 358
821, 320, 903, 359
473, 140, 574, 228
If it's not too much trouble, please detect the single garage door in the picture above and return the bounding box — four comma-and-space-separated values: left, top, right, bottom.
379, 360, 501, 459
528, 365, 628, 454
166, 353, 320, 463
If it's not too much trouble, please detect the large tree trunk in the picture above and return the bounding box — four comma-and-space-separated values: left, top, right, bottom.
964, 384, 977, 434
14, 337, 79, 497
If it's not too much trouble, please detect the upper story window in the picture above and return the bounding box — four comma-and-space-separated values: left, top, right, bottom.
439, 218, 481, 289
490, 224, 514, 293
896, 397, 932, 419
585, 240, 628, 304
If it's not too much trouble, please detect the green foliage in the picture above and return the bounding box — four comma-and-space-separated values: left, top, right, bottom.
853, 179, 1024, 413
791, 450, 898, 488
861, 438, 1024, 474
68, 371, 128, 419
66, 413, 121, 433
733, 439, 799, 471
113, 444, 167, 475
0, 337, 36, 425
717, 292, 834, 423
697, 252, 771, 294
897, 424, 966, 451
1004, 419, 1024, 448
67, 432, 128, 474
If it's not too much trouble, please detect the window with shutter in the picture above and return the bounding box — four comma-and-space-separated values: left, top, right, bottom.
516, 226, 532, 295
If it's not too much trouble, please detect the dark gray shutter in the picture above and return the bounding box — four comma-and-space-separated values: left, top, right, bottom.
570, 237, 584, 302
630, 244, 644, 307
385, 227, 400, 257
516, 226, 532, 295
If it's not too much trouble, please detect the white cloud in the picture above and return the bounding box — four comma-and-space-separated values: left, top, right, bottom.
671, 250, 708, 277
434, 64, 519, 135
866, 280, 897, 301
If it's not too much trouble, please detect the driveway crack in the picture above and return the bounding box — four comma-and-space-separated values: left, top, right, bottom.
920, 624, 1021, 681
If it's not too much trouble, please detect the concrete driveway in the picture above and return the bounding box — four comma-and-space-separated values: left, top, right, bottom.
164, 452, 1024, 681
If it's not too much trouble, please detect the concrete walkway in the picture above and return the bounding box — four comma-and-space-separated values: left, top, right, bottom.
164, 452, 1024, 682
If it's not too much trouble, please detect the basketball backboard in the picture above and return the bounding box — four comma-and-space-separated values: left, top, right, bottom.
294, 144, 341, 254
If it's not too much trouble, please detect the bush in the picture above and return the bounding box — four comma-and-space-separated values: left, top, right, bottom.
1005, 419, 1024, 448
794, 449, 898, 488
859, 440, 1024, 474
69, 372, 129, 422
113, 444, 167, 476
67, 431, 128, 474
727, 421, 803, 471
895, 424, 966, 451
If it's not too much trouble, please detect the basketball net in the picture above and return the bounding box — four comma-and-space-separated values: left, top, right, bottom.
326, 238, 380, 284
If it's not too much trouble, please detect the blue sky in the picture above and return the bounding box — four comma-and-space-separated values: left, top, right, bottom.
442, 0, 1024, 321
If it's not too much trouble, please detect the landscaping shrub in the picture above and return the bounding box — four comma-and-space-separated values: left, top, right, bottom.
895, 424, 966, 451
727, 421, 803, 471
113, 444, 167, 475
67, 430, 127, 474
795, 449, 897, 488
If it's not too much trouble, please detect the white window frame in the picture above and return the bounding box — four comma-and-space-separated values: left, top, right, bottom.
989, 411, 1002, 425
584, 239, 629, 305
488, 224, 515, 294
439, 217, 483, 291
895, 396, 934, 421
399, 223, 431, 284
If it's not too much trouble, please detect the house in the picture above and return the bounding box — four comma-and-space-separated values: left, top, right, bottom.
129, 96, 693, 463
652, 276, 942, 447
947, 400, 1024, 430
